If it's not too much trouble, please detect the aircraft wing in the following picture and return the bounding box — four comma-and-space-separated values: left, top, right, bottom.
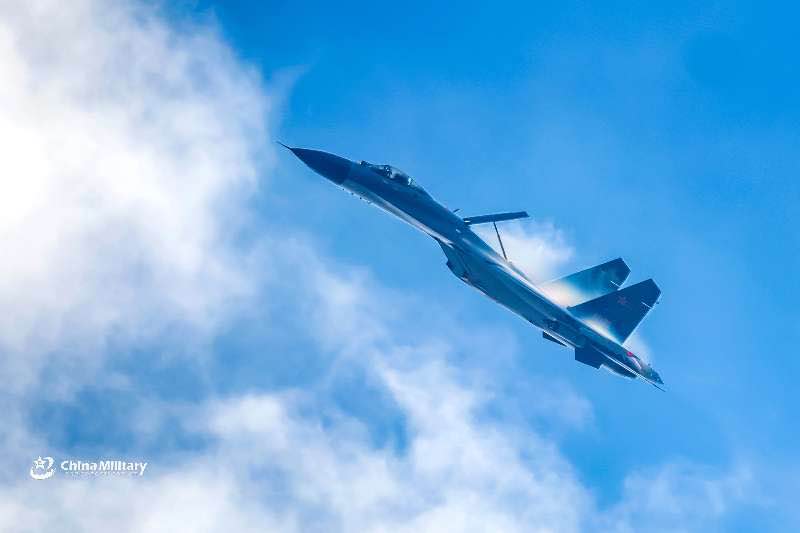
538, 258, 630, 307
599, 350, 666, 391
462, 211, 529, 225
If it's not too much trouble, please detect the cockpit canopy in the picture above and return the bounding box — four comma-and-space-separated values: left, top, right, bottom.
360, 161, 427, 194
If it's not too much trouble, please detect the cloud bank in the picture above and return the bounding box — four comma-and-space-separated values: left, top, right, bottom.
0, 0, 268, 394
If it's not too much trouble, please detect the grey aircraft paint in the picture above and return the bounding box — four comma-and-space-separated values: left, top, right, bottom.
285, 145, 663, 388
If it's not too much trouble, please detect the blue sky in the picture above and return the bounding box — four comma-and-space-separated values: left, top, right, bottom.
2, 0, 798, 531
217, 0, 797, 490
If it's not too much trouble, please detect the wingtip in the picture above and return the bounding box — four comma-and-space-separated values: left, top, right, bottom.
276, 141, 293, 151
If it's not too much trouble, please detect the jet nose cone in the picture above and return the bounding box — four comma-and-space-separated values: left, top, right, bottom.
282, 145, 352, 185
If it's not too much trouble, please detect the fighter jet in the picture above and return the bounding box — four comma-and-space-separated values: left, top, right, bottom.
284, 145, 664, 388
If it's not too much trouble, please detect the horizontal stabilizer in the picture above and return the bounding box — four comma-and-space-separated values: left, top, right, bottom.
463, 211, 529, 225
576, 346, 649, 381
568, 279, 661, 343
539, 258, 631, 306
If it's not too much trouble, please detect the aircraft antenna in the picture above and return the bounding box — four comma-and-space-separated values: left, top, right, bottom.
493, 222, 508, 260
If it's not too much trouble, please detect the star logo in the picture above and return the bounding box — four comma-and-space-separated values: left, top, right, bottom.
30, 456, 55, 480
617, 295, 628, 306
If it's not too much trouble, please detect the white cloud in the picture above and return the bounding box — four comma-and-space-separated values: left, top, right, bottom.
474, 220, 573, 282
198, 360, 591, 533
2, 354, 754, 533
0, 0, 270, 393
2, 359, 592, 533
600, 462, 755, 533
